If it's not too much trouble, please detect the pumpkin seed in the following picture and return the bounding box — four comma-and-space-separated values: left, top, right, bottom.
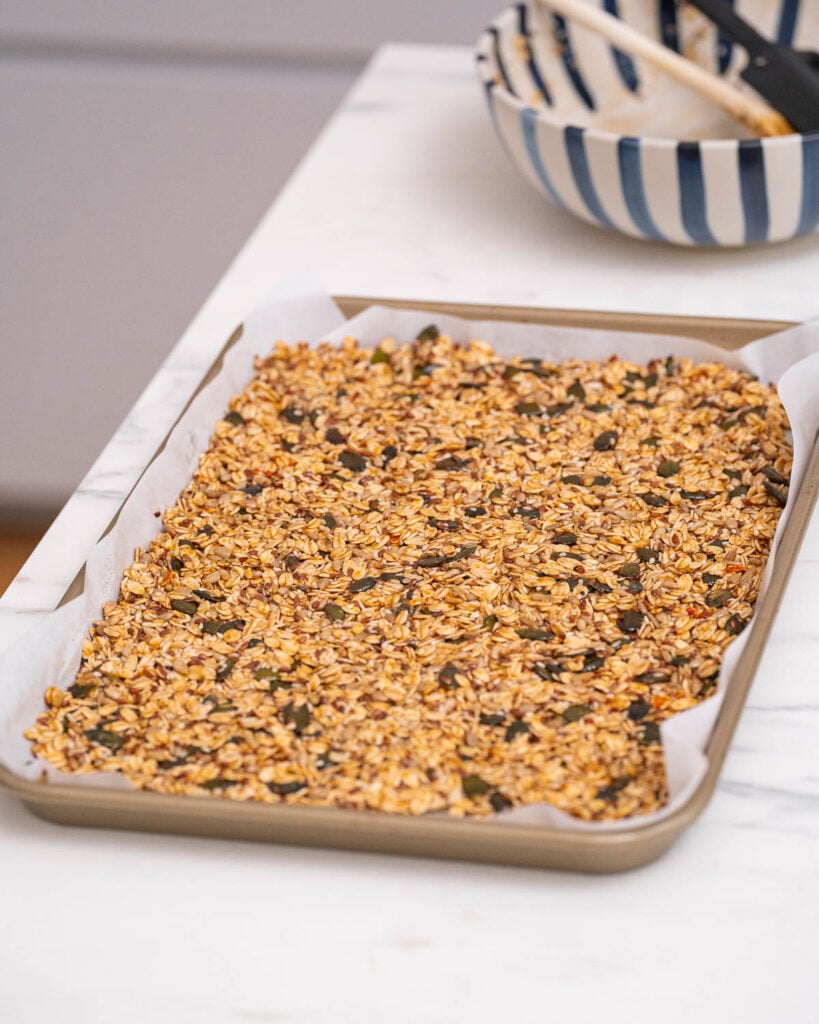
349, 576, 377, 594
553, 531, 577, 546
617, 610, 644, 633
514, 401, 542, 416
464, 506, 486, 517
763, 480, 788, 506
725, 614, 747, 636
562, 704, 592, 723
585, 402, 611, 414
561, 474, 583, 485
438, 664, 461, 690
592, 475, 611, 486
585, 579, 612, 594
415, 324, 439, 341
616, 563, 641, 578
169, 557, 184, 572
482, 614, 498, 630
706, 589, 732, 608
208, 703, 237, 714
638, 492, 668, 507
281, 404, 304, 425
339, 450, 367, 472
451, 544, 477, 561
596, 775, 634, 801
267, 780, 306, 796
69, 682, 96, 698
283, 702, 311, 734
488, 486, 503, 499
170, 599, 198, 616
429, 517, 459, 532
253, 666, 279, 681
547, 401, 573, 418
216, 658, 236, 682
324, 603, 347, 622
634, 670, 670, 684
593, 430, 618, 451
381, 444, 397, 467
434, 455, 471, 471
85, 728, 124, 750
193, 589, 224, 603
489, 792, 512, 812
723, 468, 742, 480
567, 381, 586, 401
325, 427, 346, 445
505, 720, 530, 742
202, 618, 245, 635
639, 722, 661, 745
242, 484, 264, 496
728, 484, 750, 499
462, 774, 490, 797
513, 506, 539, 519
670, 655, 690, 666
370, 348, 390, 365
201, 778, 236, 791
582, 653, 606, 671
641, 436, 660, 447
417, 553, 447, 568
479, 712, 505, 726
657, 460, 679, 477
759, 465, 788, 486
636, 547, 660, 563
516, 627, 552, 641
223, 411, 245, 427
534, 662, 560, 680
627, 700, 650, 721
680, 489, 711, 501
626, 580, 643, 595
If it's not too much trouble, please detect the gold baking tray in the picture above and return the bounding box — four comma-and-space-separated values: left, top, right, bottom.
1, 299, 815, 873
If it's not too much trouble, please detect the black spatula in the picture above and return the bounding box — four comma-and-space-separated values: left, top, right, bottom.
686, 0, 819, 132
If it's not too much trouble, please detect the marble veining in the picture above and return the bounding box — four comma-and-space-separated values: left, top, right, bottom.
1, 43, 818, 1024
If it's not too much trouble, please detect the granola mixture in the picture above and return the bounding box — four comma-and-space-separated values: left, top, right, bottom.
26, 330, 792, 820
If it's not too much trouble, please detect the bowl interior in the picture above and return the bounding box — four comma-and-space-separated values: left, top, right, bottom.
481, 1, 819, 140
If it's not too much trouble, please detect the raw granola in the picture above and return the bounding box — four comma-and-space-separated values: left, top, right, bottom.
25, 330, 791, 820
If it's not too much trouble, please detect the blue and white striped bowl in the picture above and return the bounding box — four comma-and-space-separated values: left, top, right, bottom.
476, 1, 819, 246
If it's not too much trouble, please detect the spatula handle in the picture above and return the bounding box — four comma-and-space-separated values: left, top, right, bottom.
684, 0, 769, 56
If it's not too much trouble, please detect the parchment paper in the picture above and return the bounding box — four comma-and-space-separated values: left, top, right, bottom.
2, 293, 818, 831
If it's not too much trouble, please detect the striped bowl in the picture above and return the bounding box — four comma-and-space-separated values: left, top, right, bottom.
476, 0, 819, 246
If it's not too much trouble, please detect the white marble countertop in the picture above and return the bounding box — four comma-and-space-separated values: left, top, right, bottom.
2, 44, 818, 1024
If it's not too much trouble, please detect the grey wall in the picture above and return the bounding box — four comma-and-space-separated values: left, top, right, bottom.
0, 1, 501, 525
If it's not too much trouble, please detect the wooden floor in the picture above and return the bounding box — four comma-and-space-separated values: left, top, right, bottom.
0, 532, 42, 598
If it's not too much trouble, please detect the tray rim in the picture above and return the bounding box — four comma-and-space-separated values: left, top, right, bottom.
2, 298, 815, 873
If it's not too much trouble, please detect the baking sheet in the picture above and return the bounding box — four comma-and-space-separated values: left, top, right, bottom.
2, 293, 818, 835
